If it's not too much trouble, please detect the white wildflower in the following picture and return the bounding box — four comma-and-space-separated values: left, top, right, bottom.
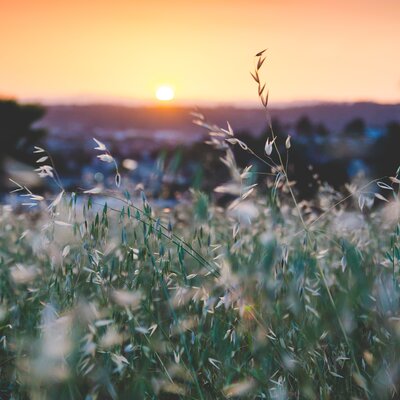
62, 245, 71, 258
33, 146, 45, 153
97, 154, 114, 163
36, 156, 49, 163
285, 135, 291, 149
264, 136, 276, 156
84, 186, 102, 194
223, 379, 256, 398
48, 191, 64, 209
93, 137, 107, 151
35, 165, 54, 178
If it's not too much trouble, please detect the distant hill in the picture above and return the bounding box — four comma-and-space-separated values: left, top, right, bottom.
39, 102, 400, 139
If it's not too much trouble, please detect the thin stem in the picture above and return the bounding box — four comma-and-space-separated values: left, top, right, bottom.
45, 150, 65, 191
315, 261, 370, 398
91, 198, 221, 279
245, 171, 276, 176
131, 314, 174, 384
160, 278, 205, 400
307, 177, 386, 229
268, 117, 308, 231
104, 191, 220, 275
247, 148, 278, 170
90, 197, 272, 336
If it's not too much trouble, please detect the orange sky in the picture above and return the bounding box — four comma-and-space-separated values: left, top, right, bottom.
1, 0, 399, 105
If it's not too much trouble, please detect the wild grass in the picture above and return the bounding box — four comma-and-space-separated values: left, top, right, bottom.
1, 52, 400, 399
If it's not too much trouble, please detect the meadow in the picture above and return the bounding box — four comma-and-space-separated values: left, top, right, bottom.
1, 53, 400, 400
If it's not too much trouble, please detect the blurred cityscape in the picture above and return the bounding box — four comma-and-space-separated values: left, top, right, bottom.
2, 100, 400, 201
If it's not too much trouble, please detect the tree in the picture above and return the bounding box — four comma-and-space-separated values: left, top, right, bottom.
343, 118, 365, 138
295, 116, 314, 136
315, 123, 329, 137
0, 99, 47, 189
374, 122, 400, 177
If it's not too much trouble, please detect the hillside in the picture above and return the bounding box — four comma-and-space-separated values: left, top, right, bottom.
39, 102, 400, 140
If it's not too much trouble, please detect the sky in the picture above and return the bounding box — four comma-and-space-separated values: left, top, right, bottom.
1, 0, 399, 106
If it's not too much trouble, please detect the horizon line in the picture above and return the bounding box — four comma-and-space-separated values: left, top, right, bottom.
5, 95, 400, 109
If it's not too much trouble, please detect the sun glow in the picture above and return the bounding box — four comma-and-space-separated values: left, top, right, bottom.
155, 85, 175, 101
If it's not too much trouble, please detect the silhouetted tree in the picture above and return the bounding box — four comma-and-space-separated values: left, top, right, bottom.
315, 123, 329, 137
374, 122, 400, 177
0, 99, 46, 190
343, 118, 365, 138
295, 116, 314, 136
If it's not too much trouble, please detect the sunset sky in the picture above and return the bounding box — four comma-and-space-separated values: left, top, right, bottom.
1, 0, 399, 106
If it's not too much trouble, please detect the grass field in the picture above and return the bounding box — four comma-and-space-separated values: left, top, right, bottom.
1, 125, 399, 400
1, 52, 400, 399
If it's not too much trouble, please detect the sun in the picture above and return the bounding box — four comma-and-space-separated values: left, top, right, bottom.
155, 85, 175, 101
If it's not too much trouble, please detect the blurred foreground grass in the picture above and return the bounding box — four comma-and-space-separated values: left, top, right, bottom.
0, 169, 399, 399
